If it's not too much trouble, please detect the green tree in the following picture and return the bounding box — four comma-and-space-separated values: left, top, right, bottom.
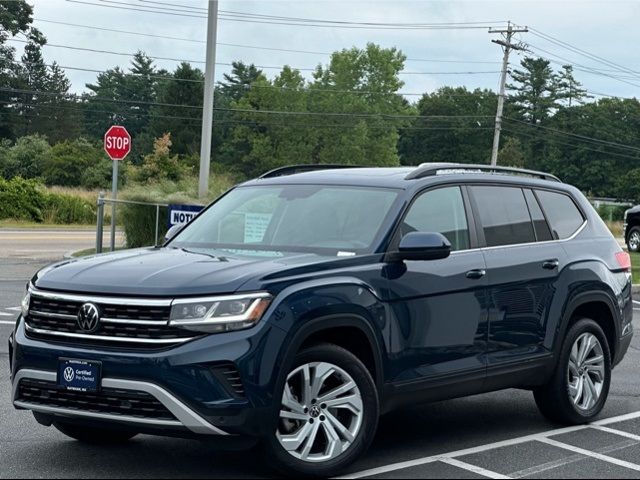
145, 63, 204, 156
508, 57, 560, 125
219, 61, 264, 101
555, 65, 589, 108
398, 87, 497, 166
0, 0, 42, 139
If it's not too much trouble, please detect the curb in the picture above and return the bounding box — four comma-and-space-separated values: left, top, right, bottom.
633, 285, 640, 295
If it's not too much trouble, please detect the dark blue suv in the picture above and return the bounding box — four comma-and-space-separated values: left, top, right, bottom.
9, 164, 634, 477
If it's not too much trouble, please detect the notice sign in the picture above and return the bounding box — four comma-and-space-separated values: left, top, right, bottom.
168, 205, 204, 228
244, 213, 272, 243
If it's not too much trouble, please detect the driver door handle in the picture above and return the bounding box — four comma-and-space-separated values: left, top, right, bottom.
542, 259, 559, 270
466, 269, 486, 280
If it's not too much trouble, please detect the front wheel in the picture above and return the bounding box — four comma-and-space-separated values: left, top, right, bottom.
534, 318, 611, 425
264, 343, 379, 478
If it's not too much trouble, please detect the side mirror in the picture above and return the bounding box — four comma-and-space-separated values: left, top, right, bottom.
164, 224, 185, 244
389, 232, 452, 262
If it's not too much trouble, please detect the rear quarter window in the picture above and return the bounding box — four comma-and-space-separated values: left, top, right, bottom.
535, 190, 584, 240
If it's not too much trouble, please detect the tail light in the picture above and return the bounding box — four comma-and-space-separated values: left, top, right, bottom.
615, 251, 632, 271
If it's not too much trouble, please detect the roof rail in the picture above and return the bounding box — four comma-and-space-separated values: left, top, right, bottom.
405, 163, 561, 182
259, 164, 362, 179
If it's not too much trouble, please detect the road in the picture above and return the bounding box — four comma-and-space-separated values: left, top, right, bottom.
2, 233, 640, 478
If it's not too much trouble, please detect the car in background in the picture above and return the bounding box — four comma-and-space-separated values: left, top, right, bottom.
625, 205, 640, 252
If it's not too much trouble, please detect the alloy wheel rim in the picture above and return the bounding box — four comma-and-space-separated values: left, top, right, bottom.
630, 232, 640, 250
567, 333, 606, 412
276, 362, 364, 463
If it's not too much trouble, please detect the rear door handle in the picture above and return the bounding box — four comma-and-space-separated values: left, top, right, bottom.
542, 259, 559, 270
466, 269, 486, 280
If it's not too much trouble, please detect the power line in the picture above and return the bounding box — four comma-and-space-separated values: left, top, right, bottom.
503, 117, 640, 153
503, 127, 640, 161
7, 38, 502, 76
65, 0, 507, 30
0, 87, 497, 120
32, 18, 500, 65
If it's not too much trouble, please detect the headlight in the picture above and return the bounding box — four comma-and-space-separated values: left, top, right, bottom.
21, 290, 31, 317
169, 293, 272, 333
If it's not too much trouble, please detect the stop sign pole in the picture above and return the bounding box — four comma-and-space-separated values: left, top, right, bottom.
104, 126, 132, 252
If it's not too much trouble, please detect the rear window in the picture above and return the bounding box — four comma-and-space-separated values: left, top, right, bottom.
535, 190, 584, 239
471, 186, 536, 247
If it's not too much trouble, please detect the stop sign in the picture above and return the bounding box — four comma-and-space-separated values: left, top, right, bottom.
104, 126, 131, 161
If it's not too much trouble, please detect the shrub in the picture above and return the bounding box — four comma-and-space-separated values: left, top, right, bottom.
43, 138, 103, 187
42, 192, 96, 224
130, 133, 191, 184
0, 177, 46, 221
2, 135, 51, 180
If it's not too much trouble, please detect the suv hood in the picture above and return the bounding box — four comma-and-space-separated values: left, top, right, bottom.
33, 247, 365, 297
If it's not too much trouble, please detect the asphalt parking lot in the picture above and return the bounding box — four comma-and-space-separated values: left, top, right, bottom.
2, 237, 640, 478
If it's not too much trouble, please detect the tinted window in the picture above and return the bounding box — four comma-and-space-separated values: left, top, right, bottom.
536, 190, 584, 239
524, 189, 553, 242
471, 186, 536, 247
403, 187, 470, 251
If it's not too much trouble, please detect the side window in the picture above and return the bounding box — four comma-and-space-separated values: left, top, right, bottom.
535, 190, 585, 239
403, 186, 470, 251
524, 189, 553, 242
471, 186, 536, 247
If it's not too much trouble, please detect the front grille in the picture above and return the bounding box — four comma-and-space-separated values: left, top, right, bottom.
17, 379, 177, 421
25, 291, 197, 349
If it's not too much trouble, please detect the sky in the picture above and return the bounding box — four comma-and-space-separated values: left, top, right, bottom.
19, 0, 640, 99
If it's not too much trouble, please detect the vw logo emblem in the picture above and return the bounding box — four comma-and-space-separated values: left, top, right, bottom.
63, 367, 75, 382
77, 303, 100, 333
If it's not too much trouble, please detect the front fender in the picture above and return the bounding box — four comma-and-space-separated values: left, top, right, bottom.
257, 277, 388, 420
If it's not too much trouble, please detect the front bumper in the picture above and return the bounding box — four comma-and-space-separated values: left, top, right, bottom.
10, 317, 287, 437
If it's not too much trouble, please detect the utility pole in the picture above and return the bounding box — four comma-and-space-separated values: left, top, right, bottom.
489, 22, 528, 166
198, 0, 219, 199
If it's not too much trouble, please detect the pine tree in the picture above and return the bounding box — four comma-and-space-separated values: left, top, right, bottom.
555, 65, 590, 107
507, 57, 560, 124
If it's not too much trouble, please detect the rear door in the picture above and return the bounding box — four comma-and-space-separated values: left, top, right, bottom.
469, 185, 568, 366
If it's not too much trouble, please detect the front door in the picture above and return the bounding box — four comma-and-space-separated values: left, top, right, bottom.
385, 185, 488, 389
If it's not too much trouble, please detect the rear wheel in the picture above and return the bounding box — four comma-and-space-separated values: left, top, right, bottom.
54, 422, 138, 444
264, 343, 379, 477
534, 318, 611, 424
627, 227, 640, 252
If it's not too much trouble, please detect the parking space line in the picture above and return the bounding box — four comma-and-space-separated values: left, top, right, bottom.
6, 307, 21, 312
537, 437, 640, 473
339, 411, 640, 479
440, 458, 510, 479
592, 425, 640, 443
0, 312, 13, 317
0, 320, 15, 325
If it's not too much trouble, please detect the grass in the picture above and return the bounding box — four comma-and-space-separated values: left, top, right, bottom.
0, 219, 94, 229
630, 252, 640, 285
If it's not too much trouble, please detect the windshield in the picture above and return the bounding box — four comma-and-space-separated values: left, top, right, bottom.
170, 184, 399, 256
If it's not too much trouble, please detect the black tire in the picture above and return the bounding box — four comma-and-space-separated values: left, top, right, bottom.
54, 422, 138, 444
263, 343, 379, 478
534, 318, 611, 425
627, 226, 640, 252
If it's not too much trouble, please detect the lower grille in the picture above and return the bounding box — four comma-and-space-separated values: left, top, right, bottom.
210, 363, 245, 398
17, 379, 177, 421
